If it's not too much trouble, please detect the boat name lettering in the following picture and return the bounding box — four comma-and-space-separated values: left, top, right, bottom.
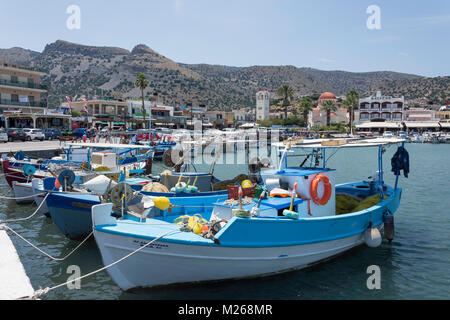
132, 240, 168, 249
71, 202, 94, 209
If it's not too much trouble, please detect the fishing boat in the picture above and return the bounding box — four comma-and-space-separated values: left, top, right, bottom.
92, 138, 408, 290
2, 143, 153, 188
46, 180, 228, 240
44, 158, 243, 240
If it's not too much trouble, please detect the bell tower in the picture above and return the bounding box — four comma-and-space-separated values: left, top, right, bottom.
256, 90, 270, 121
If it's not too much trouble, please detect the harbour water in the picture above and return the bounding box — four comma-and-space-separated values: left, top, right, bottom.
1, 143, 449, 300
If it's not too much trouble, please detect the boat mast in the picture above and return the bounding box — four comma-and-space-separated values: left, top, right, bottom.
378, 145, 384, 200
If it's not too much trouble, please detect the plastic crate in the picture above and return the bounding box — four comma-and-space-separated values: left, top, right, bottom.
227, 185, 256, 200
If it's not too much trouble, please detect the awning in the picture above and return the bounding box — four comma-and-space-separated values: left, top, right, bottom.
439, 122, 450, 128
404, 121, 440, 128
356, 122, 401, 129
240, 123, 257, 128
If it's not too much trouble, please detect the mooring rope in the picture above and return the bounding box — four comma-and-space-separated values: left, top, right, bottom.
28, 229, 178, 299
0, 193, 50, 223
0, 224, 93, 262
0, 191, 47, 200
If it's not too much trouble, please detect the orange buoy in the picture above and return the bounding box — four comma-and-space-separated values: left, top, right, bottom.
310, 174, 332, 206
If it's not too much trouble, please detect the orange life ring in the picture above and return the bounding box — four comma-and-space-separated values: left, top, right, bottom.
310, 174, 332, 206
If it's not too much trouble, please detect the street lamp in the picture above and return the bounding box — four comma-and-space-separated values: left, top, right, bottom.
187, 102, 193, 129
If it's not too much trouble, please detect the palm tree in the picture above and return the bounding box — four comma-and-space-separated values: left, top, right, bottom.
343, 90, 360, 134
277, 85, 295, 119
135, 73, 148, 128
298, 96, 314, 126
322, 99, 337, 127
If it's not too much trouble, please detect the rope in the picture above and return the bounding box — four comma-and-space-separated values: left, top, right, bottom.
0, 188, 13, 197
0, 191, 47, 200
30, 229, 178, 299
0, 224, 93, 262
0, 193, 49, 223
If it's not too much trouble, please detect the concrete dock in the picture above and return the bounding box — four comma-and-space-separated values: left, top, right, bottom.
0, 229, 35, 300
0, 140, 62, 158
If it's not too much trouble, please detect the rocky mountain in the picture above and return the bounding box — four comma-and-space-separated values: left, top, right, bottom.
0, 40, 448, 108
0, 47, 40, 66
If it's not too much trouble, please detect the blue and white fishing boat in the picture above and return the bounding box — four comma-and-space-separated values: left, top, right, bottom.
44, 160, 231, 239
47, 184, 228, 240
91, 138, 409, 290
11, 143, 154, 218
2, 142, 153, 188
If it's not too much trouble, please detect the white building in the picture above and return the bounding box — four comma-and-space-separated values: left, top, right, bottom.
359, 91, 406, 122
256, 90, 270, 121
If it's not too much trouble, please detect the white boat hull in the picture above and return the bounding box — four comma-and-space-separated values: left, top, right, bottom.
12, 182, 35, 204
94, 228, 369, 290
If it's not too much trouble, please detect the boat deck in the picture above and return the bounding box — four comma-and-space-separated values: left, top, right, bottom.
98, 218, 214, 245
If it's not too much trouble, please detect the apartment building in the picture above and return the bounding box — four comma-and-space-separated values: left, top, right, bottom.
0, 61, 70, 128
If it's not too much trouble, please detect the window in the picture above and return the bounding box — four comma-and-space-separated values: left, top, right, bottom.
11, 75, 18, 83
11, 94, 18, 102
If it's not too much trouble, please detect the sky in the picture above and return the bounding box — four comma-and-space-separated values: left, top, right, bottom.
0, 0, 449, 77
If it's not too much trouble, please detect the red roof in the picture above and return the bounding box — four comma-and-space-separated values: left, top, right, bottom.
318, 92, 337, 100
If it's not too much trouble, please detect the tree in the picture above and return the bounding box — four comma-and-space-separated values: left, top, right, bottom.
71, 109, 82, 117
298, 97, 314, 126
276, 85, 295, 119
321, 99, 337, 127
343, 90, 360, 134
135, 73, 148, 128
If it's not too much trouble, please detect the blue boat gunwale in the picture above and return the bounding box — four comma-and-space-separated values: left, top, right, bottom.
94, 183, 402, 248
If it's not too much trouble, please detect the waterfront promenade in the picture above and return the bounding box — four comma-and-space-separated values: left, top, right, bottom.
0, 140, 62, 154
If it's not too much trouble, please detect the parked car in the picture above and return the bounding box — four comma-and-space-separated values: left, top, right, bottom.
23, 128, 45, 141
44, 128, 62, 140
359, 132, 374, 138
0, 129, 8, 143
72, 128, 85, 139
72, 128, 90, 139
383, 131, 394, 138
6, 128, 27, 142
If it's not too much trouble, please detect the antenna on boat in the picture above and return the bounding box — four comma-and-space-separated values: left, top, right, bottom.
278, 139, 292, 173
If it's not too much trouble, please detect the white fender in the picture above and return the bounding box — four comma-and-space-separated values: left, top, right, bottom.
31, 178, 40, 195
365, 227, 382, 248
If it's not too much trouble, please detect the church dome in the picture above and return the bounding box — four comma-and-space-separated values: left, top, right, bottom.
318, 92, 337, 100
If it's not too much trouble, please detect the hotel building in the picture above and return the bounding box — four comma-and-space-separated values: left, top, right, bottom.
358, 91, 406, 122
0, 61, 71, 129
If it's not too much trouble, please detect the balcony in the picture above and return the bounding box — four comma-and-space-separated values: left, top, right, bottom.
0, 99, 46, 108
0, 79, 47, 90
